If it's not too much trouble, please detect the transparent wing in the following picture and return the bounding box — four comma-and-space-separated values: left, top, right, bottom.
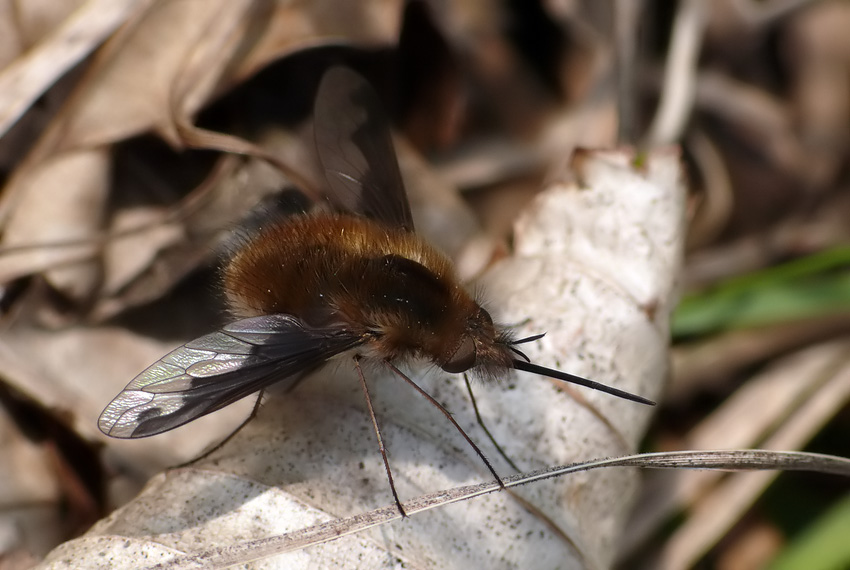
314, 65, 415, 232
98, 314, 365, 438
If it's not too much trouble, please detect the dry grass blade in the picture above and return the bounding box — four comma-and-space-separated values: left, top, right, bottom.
48, 450, 844, 570
646, 0, 707, 145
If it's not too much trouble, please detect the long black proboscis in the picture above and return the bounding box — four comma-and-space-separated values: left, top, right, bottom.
512, 359, 656, 406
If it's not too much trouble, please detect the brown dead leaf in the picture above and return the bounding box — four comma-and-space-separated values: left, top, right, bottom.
0, 148, 110, 304
0, 0, 412, 312
0, 324, 255, 478
0, 1, 258, 307
0, 0, 148, 140
100, 207, 185, 298
0, 406, 63, 558
231, 0, 403, 84
45, 0, 255, 153
786, 1, 850, 187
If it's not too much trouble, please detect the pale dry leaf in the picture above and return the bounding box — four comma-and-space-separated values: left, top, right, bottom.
434, 138, 543, 192
0, 412, 58, 507
53, 0, 408, 150
230, 0, 405, 84
541, 95, 619, 161
0, 0, 86, 70
37, 148, 686, 569
0, 406, 64, 559
684, 129, 734, 248
0, 0, 438, 311
786, 0, 850, 187
685, 342, 845, 448
646, 0, 708, 146
47, 0, 255, 152
0, 324, 254, 479
89, 152, 256, 321
0, 148, 110, 301
0, 1, 256, 304
168, 0, 413, 205
99, 206, 186, 298
126, 451, 850, 570
0, 1, 23, 71
0, 0, 149, 138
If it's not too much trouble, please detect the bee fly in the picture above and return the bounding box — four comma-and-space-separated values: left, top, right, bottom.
99, 66, 655, 516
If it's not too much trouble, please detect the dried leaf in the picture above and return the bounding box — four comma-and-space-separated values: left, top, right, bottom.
39, 148, 685, 569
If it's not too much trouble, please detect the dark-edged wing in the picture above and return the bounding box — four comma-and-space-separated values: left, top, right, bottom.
314, 66, 414, 232
98, 314, 365, 438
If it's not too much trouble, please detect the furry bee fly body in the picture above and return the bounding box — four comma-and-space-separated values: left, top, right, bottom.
223, 212, 513, 376
99, 66, 654, 514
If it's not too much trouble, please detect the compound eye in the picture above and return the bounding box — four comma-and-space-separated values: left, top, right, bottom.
441, 336, 477, 373
479, 308, 494, 328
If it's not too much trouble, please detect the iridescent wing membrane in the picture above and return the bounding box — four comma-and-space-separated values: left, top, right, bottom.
99, 315, 364, 438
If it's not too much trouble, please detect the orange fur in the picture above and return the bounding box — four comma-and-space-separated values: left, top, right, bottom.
223, 212, 505, 370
